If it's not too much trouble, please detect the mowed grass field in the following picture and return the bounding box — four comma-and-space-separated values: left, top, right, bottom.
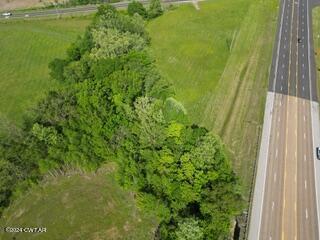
0, 17, 90, 125
0, 164, 157, 240
148, 0, 279, 198
313, 7, 320, 97
148, 0, 251, 117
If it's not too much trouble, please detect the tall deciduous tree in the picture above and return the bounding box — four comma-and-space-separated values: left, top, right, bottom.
0, 5, 243, 238
90, 28, 146, 60
148, 0, 163, 19
176, 218, 204, 240
128, 1, 148, 19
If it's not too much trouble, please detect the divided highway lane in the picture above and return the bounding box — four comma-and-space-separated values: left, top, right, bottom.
297, 0, 319, 239
249, 0, 320, 239
0, 0, 192, 20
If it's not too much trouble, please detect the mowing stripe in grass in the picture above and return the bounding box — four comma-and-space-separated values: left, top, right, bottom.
0, 17, 90, 125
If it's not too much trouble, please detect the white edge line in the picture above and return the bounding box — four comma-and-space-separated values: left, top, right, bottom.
307, 0, 320, 237
273, 0, 287, 92
251, 1, 287, 239
249, 92, 275, 240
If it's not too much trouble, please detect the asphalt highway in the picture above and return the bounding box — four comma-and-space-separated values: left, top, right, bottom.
0, 0, 192, 20
249, 0, 320, 239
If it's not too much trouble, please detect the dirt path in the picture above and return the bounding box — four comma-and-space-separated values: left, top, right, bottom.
0, 0, 62, 11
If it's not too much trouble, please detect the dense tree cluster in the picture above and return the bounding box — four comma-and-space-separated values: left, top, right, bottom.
128, 1, 148, 19
0, 5, 242, 239
56, 0, 163, 18
127, 0, 163, 19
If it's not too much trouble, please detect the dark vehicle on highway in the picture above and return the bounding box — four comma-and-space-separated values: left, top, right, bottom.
298, 38, 302, 43
316, 147, 320, 160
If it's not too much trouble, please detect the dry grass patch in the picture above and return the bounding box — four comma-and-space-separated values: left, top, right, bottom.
0, 0, 64, 10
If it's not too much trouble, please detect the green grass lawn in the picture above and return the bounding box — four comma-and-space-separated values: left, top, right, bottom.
147, 0, 279, 199
0, 164, 157, 240
0, 17, 90, 125
313, 7, 320, 98
147, 0, 251, 118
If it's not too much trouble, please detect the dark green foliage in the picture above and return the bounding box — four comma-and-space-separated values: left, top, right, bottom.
48, 58, 68, 82
63, 55, 92, 83
128, 1, 148, 19
54, 0, 120, 8
148, 0, 163, 19
49, 5, 149, 84
95, 5, 149, 41
0, 129, 44, 215
118, 100, 242, 238
32, 90, 77, 127
66, 30, 94, 62
0, 159, 20, 213
0, 4, 243, 238
68, 0, 102, 5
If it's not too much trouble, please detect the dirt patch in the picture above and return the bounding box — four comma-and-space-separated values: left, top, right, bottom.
0, 0, 63, 11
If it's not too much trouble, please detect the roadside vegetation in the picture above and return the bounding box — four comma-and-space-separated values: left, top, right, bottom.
0, 4, 242, 239
0, 17, 90, 125
147, 0, 279, 199
313, 7, 320, 97
128, 0, 163, 19
57, 0, 119, 8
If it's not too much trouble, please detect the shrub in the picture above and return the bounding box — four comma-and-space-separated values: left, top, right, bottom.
128, 1, 148, 19
176, 218, 204, 240
148, 0, 163, 19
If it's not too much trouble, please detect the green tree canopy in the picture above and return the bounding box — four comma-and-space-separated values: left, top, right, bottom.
1, 5, 243, 239
176, 218, 204, 240
128, 1, 148, 19
148, 0, 163, 19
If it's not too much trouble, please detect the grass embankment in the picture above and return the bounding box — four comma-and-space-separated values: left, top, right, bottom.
313, 7, 320, 97
0, 17, 90, 125
148, 0, 278, 198
0, 164, 157, 240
